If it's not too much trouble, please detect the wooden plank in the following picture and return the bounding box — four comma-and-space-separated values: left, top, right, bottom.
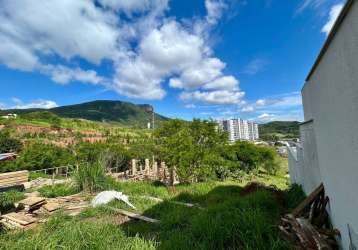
107, 207, 159, 223
43, 202, 62, 212
140, 195, 203, 209
0, 177, 29, 185
19, 197, 46, 207
292, 183, 324, 217
2, 212, 37, 226
0, 171, 29, 180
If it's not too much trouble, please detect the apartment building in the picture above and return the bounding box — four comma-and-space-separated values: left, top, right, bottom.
217, 118, 259, 142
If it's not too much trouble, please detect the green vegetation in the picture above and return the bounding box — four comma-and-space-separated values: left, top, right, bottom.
0, 181, 301, 250
0, 131, 22, 154
74, 162, 110, 193
38, 184, 78, 198
0, 190, 25, 213
259, 121, 300, 141
1, 143, 75, 173
0, 100, 169, 128
155, 119, 281, 183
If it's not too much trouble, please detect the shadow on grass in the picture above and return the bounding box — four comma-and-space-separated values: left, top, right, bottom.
120, 184, 292, 250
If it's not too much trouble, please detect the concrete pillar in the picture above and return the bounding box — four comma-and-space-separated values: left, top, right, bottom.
131, 159, 137, 175
145, 159, 150, 175
153, 161, 158, 177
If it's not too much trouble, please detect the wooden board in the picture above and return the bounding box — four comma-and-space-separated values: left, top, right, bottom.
19, 197, 46, 207
43, 202, 62, 212
0, 171, 29, 180
107, 207, 159, 223
2, 212, 37, 226
292, 183, 324, 217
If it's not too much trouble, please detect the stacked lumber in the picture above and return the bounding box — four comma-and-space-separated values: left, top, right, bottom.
1, 212, 37, 229
18, 197, 46, 212
0, 170, 29, 188
279, 183, 339, 249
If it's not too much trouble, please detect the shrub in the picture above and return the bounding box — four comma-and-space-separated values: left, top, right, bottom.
0, 190, 25, 213
0, 131, 22, 153
38, 184, 78, 198
13, 143, 75, 171
74, 162, 109, 193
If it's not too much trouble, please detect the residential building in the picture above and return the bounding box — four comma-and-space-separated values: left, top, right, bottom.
217, 118, 259, 142
287, 1, 358, 248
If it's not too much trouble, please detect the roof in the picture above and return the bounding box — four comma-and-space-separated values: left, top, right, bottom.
305, 0, 355, 82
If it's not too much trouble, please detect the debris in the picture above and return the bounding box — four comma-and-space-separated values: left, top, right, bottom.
18, 197, 46, 212
279, 183, 339, 249
0, 170, 28, 189
140, 195, 203, 209
91, 191, 136, 209
29, 177, 69, 189
106, 207, 159, 223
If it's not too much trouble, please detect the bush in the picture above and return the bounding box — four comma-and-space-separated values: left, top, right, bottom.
0, 190, 25, 213
0, 131, 22, 153
13, 143, 75, 171
39, 184, 78, 198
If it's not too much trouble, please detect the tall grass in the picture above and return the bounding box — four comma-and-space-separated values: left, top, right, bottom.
73, 162, 109, 193
38, 184, 78, 198
0, 213, 157, 250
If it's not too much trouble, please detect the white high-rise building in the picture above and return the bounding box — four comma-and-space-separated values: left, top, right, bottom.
217, 119, 259, 142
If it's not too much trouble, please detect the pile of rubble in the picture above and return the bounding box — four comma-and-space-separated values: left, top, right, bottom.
0, 192, 90, 230
279, 183, 340, 250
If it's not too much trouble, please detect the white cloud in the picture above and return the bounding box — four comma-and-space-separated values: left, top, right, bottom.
9, 98, 58, 109
169, 58, 225, 89
0, 0, 120, 65
0, 0, 239, 103
203, 76, 239, 90
321, 3, 344, 36
205, 0, 227, 24
180, 90, 245, 105
296, 0, 326, 14
40, 65, 105, 85
242, 58, 267, 75
241, 92, 302, 113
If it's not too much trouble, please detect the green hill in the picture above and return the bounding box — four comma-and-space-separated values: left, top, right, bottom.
259, 121, 300, 140
0, 100, 168, 128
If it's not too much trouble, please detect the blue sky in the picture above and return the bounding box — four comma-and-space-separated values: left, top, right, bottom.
0, 0, 345, 122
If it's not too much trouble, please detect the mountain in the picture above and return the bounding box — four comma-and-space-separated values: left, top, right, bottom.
259, 121, 300, 139
0, 100, 169, 128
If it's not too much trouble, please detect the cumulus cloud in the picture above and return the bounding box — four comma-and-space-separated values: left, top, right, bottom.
9, 98, 58, 109
321, 3, 344, 36
0, 0, 240, 103
180, 90, 245, 105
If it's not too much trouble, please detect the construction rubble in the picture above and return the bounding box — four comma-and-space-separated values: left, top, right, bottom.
0, 192, 90, 230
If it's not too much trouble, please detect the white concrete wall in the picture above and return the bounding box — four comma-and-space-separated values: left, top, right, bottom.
300, 1, 358, 248
299, 122, 322, 194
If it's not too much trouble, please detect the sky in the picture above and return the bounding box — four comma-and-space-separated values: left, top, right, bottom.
0, 0, 346, 122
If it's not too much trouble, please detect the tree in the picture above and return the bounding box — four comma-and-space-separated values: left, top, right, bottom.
154, 119, 227, 183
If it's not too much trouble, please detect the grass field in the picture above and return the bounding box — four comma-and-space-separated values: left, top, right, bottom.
0, 175, 304, 250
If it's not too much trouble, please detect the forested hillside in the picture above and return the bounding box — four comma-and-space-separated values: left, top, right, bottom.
0, 100, 168, 128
